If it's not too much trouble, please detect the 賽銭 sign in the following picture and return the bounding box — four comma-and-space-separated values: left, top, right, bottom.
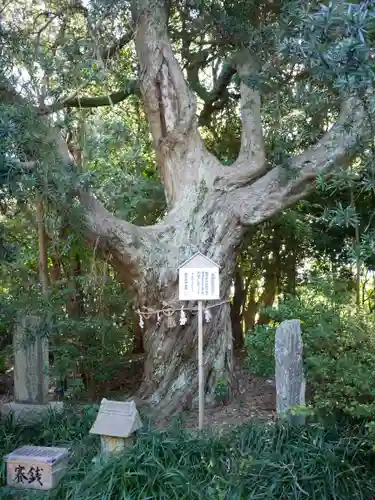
4, 445, 69, 491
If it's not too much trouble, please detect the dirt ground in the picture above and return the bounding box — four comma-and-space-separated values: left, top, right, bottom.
171, 354, 275, 430
0, 353, 275, 429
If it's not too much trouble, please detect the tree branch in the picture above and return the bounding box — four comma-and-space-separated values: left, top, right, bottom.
38, 81, 140, 114
77, 189, 148, 282
234, 54, 266, 171
233, 94, 371, 225
131, 0, 201, 206
185, 49, 211, 101
70, 0, 133, 60
2, 79, 149, 284
183, 40, 237, 126
133, 0, 197, 146
215, 53, 267, 189
50, 136, 148, 277
198, 64, 236, 126
100, 29, 134, 60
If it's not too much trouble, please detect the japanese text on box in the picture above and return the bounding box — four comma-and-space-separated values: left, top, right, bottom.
14, 464, 43, 486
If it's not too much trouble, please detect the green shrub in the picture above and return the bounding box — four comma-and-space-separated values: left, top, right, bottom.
246, 276, 375, 421
1, 408, 375, 499
1, 270, 135, 395
214, 378, 230, 404
245, 324, 275, 378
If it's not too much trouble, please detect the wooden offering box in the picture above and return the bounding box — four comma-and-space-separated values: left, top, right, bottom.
4, 445, 69, 491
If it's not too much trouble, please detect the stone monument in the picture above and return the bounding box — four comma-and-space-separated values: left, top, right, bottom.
1, 315, 63, 421
275, 319, 306, 425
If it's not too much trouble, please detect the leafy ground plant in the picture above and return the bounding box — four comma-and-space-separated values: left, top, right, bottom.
1, 407, 375, 499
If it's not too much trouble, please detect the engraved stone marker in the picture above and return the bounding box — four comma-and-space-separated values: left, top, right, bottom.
90, 399, 142, 456
13, 316, 49, 405
4, 445, 69, 491
275, 319, 306, 425
1, 316, 63, 421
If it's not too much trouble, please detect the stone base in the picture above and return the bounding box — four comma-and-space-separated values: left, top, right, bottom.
1, 401, 64, 423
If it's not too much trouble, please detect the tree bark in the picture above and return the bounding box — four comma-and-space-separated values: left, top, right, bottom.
243, 285, 257, 332
65, 253, 85, 317
35, 199, 49, 295
257, 278, 277, 325
257, 242, 279, 324
130, 207, 238, 416
231, 266, 245, 350
284, 247, 298, 297
133, 319, 144, 354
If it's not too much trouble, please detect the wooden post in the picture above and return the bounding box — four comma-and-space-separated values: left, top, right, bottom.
198, 300, 204, 430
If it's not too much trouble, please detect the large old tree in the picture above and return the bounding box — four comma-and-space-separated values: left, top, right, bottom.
1, 0, 374, 415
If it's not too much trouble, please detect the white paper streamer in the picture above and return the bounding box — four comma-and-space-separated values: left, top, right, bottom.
138, 311, 144, 329
180, 306, 187, 326
134, 300, 230, 328
204, 308, 212, 323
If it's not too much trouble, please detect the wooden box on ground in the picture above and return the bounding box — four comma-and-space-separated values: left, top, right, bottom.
4, 445, 69, 491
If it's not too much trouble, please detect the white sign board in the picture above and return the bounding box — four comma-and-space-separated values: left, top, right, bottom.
178, 252, 220, 301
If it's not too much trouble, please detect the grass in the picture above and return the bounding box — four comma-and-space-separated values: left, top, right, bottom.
0, 406, 375, 499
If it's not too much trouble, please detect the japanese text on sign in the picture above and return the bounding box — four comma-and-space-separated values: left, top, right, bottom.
178, 268, 219, 300
14, 464, 43, 486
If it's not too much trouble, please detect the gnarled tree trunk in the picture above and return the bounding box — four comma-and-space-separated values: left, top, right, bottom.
5, 0, 371, 419
138, 255, 235, 415
118, 195, 241, 417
